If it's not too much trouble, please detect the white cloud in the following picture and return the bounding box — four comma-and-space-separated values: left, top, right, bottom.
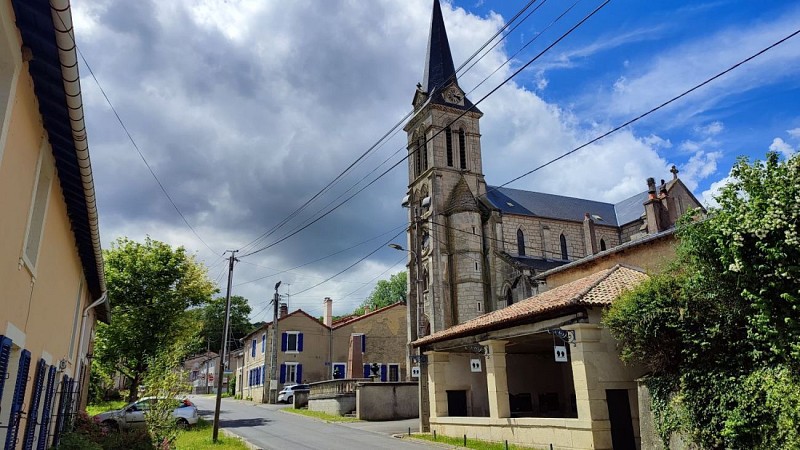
769, 137, 796, 158
787, 127, 800, 140
700, 176, 733, 208
695, 121, 724, 137
680, 150, 723, 191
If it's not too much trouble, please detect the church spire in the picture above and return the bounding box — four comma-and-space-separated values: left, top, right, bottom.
423, 0, 457, 95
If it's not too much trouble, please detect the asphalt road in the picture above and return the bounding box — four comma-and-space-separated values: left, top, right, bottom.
189, 396, 435, 450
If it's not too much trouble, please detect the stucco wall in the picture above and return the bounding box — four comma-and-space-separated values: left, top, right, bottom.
332, 304, 407, 380
356, 382, 419, 420
0, 16, 99, 447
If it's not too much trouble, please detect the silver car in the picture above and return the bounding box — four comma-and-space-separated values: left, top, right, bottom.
95, 397, 199, 431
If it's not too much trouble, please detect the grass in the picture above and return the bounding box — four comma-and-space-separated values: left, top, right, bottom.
282, 407, 361, 423
174, 418, 250, 449
411, 432, 539, 450
86, 400, 127, 416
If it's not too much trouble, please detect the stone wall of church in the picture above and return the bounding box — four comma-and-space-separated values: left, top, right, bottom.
620, 220, 644, 243
499, 214, 623, 261
448, 210, 486, 324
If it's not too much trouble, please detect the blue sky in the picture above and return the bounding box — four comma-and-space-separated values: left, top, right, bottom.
71, 0, 800, 319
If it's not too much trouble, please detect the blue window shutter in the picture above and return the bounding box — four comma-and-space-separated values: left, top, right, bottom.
23, 358, 46, 450
36, 365, 57, 450
380, 364, 387, 382
279, 364, 286, 384
298, 333, 304, 352
252, 339, 256, 357
296, 364, 302, 384
0, 336, 12, 406
6, 349, 32, 450
281, 333, 288, 352
361, 335, 366, 353
363, 364, 370, 378
261, 367, 265, 385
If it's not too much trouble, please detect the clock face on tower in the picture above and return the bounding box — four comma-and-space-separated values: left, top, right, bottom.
444, 86, 464, 106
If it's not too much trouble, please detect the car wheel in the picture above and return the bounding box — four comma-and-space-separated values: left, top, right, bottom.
287, 396, 293, 404
176, 418, 190, 429
101, 420, 119, 432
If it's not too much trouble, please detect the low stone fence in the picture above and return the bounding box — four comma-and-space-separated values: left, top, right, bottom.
293, 389, 310, 409
356, 382, 418, 421
308, 378, 370, 415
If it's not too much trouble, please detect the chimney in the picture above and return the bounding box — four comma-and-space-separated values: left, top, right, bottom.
363, 305, 371, 315
323, 297, 333, 327
583, 213, 598, 255
644, 177, 664, 234
279, 303, 288, 318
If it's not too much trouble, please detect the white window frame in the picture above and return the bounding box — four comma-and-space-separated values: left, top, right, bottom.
0, 8, 22, 164
285, 331, 300, 353
261, 333, 266, 353
285, 362, 299, 385
21, 142, 55, 275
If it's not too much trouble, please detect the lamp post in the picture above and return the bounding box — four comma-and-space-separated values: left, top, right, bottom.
389, 241, 430, 432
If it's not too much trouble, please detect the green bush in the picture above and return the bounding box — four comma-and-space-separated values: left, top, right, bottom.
55, 432, 103, 450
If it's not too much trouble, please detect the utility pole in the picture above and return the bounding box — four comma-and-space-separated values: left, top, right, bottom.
265, 281, 281, 403
212, 250, 237, 443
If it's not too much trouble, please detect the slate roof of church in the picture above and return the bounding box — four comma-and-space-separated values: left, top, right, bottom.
423, 0, 480, 113
483, 184, 670, 228
412, 265, 648, 346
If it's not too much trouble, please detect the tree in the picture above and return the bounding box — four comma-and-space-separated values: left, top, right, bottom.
97, 237, 216, 401
604, 152, 800, 449
354, 271, 407, 315
188, 295, 253, 356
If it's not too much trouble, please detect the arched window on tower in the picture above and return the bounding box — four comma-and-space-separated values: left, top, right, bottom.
600, 238, 606, 251
414, 143, 421, 178
458, 129, 467, 169
560, 234, 568, 260
419, 137, 428, 171
517, 229, 526, 256
445, 127, 453, 167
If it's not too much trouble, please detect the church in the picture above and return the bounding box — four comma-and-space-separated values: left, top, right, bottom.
402, 0, 702, 342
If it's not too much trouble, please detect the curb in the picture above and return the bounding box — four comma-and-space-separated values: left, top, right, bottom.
220, 428, 263, 450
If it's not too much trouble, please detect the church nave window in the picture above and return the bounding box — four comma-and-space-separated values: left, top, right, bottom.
517, 228, 526, 256
458, 129, 467, 169
560, 234, 568, 260
445, 127, 454, 167
600, 238, 606, 251
420, 137, 428, 171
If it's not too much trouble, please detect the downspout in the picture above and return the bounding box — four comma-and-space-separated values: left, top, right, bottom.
75, 292, 107, 367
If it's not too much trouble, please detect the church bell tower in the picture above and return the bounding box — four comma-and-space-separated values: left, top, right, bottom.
404, 0, 488, 339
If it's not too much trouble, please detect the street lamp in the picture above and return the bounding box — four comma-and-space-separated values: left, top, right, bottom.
389, 241, 430, 432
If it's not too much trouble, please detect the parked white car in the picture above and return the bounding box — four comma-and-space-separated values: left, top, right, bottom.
277, 384, 309, 404
95, 397, 198, 431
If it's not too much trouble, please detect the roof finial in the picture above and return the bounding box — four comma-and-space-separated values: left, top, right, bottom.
670, 165, 679, 180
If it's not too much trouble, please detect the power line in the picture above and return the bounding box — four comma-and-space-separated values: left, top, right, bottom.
239, 1, 610, 259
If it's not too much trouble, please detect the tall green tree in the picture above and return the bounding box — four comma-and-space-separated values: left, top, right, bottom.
188, 295, 253, 355
97, 237, 216, 401
355, 271, 407, 315
604, 152, 800, 449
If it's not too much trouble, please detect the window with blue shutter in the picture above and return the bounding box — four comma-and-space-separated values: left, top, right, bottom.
51, 375, 70, 448
363, 364, 370, 378
36, 365, 56, 450
261, 334, 266, 353
251, 339, 256, 357
279, 364, 286, 384
0, 336, 12, 406
380, 364, 387, 382
297, 333, 303, 352
23, 358, 46, 450
5, 349, 32, 450
261, 367, 265, 385
295, 364, 302, 384
281, 333, 287, 352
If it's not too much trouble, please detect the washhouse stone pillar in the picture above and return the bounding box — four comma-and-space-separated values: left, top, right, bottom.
480, 339, 510, 418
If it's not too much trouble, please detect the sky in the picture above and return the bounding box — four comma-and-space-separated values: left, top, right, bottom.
70, 0, 800, 322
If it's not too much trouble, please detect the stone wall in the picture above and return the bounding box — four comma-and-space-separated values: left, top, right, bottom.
356, 382, 419, 421
308, 395, 356, 416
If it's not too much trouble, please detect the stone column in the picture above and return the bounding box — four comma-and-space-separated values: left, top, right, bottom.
480, 339, 510, 418
563, 323, 604, 423
427, 351, 450, 418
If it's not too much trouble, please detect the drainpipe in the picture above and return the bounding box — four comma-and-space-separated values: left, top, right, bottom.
75, 292, 107, 367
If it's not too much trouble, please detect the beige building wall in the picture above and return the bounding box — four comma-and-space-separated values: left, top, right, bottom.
543, 234, 677, 289
0, 4, 102, 446
332, 303, 407, 380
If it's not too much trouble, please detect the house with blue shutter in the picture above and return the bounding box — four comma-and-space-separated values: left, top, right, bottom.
237, 300, 408, 402
0, 0, 109, 448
